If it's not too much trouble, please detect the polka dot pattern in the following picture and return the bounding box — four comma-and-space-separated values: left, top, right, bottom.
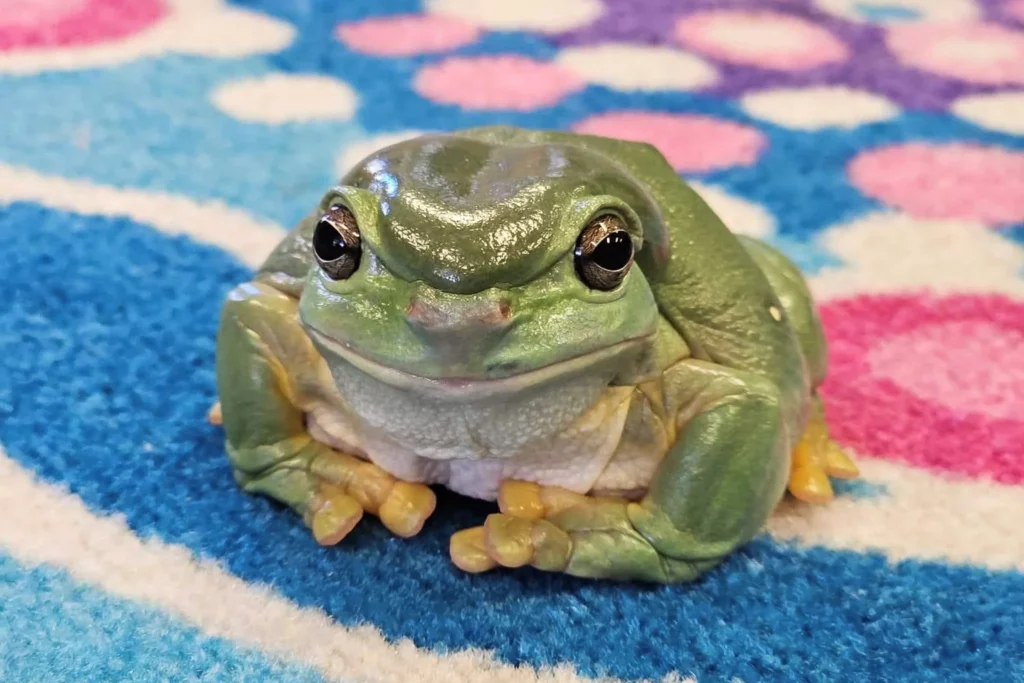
414, 55, 584, 110
848, 143, 1024, 224
674, 10, 849, 71
573, 112, 766, 172
5, 0, 1024, 678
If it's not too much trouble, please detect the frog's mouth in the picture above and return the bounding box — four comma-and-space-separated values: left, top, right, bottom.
306, 328, 652, 402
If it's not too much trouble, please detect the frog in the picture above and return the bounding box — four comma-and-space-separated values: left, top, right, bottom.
211, 125, 858, 583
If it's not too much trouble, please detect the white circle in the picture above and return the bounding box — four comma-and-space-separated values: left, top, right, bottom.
427, 0, 602, 33
816, 0, 978, 23
812, 211, 1024, 298
211, 74, 357, 124
555, 44, 717, 91
704, 19, 809, 56
951, 92, 1024, 136
336, 130, 429, 178
690, 182, 776, 238
740, 86, 899, 130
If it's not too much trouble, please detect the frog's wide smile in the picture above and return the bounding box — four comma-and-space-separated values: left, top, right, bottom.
305, 327, 652, 401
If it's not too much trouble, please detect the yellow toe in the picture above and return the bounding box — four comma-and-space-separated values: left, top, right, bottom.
378, 482, 436, 538
450, 526, 497, 573
498, 480, 546, 520
789, 465, 835, 504
311, 493, 363, 546
483, 514, 536, 568
825, 443, 860, 479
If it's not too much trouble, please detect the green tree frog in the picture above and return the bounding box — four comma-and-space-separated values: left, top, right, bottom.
212, 126, 858, 583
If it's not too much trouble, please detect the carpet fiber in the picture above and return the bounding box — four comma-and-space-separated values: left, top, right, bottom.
1, 1, 1022, 681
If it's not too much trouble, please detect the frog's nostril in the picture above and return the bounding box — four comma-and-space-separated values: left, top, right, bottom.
406, 296, 512, 331
486, 360, 520, 376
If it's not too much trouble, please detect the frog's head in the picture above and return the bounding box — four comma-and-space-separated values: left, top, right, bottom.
298, 133, 663, 401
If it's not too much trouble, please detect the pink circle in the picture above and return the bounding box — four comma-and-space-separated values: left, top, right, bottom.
821, 293, 1024, 484
0, 0, 87, 28
414, 55, 584, 111
869, 322, 1024, 421
1010, 0, 1024, 23
0, 0, 165, 51
887, 22, 1024, 85
848, 143, 1024, 224
572, 111, 766, 172
336, 14, 481, 57
674, 10, 849, 71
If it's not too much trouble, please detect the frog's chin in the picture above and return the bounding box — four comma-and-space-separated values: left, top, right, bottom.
306, 328, 650, 402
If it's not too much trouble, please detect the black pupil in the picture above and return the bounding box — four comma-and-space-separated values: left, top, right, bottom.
313, 219, 351, 261
591, 231, 632, 270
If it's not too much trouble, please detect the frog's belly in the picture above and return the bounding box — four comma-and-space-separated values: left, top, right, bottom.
304, 385, 669, 501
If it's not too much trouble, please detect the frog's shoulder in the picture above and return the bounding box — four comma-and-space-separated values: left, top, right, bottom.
253, 210, 318, 298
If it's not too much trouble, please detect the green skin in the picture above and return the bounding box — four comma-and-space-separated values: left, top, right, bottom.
215, 126, 828, 583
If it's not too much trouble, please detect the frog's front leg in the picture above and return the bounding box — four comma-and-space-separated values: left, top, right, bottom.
216, 281, 436, 544
450, 360, 791, 582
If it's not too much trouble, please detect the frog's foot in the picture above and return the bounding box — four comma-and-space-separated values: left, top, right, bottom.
450, 481, 715, 582
788, 421, 859, 504
308, 448, 436, 542
240, 443, 436, 546
450, 482, 609, 574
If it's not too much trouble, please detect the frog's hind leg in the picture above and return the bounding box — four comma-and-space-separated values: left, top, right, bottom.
215, 280, 436, 544
735, 236, 859, 502
788, 394, 859, 503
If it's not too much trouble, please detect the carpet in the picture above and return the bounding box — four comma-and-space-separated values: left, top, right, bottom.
1, 1, 1022, 681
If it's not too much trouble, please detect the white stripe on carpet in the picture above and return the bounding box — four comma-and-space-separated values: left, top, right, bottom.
768, 455, 1024, 572
0, 164, 283, 268
0, 449, 682, 683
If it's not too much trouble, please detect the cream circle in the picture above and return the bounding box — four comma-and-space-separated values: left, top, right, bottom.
951, 92, 1024, 136
426, 0, 602, 33
555, 43, 718, 91
740, 86, 899, 130
211, 74, 358, 124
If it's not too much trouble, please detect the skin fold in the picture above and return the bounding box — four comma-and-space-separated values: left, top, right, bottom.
212, 126, 858, 583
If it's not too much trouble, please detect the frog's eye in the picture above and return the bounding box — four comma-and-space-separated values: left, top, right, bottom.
313, 205, 361, 280
574, 214, 634, 291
